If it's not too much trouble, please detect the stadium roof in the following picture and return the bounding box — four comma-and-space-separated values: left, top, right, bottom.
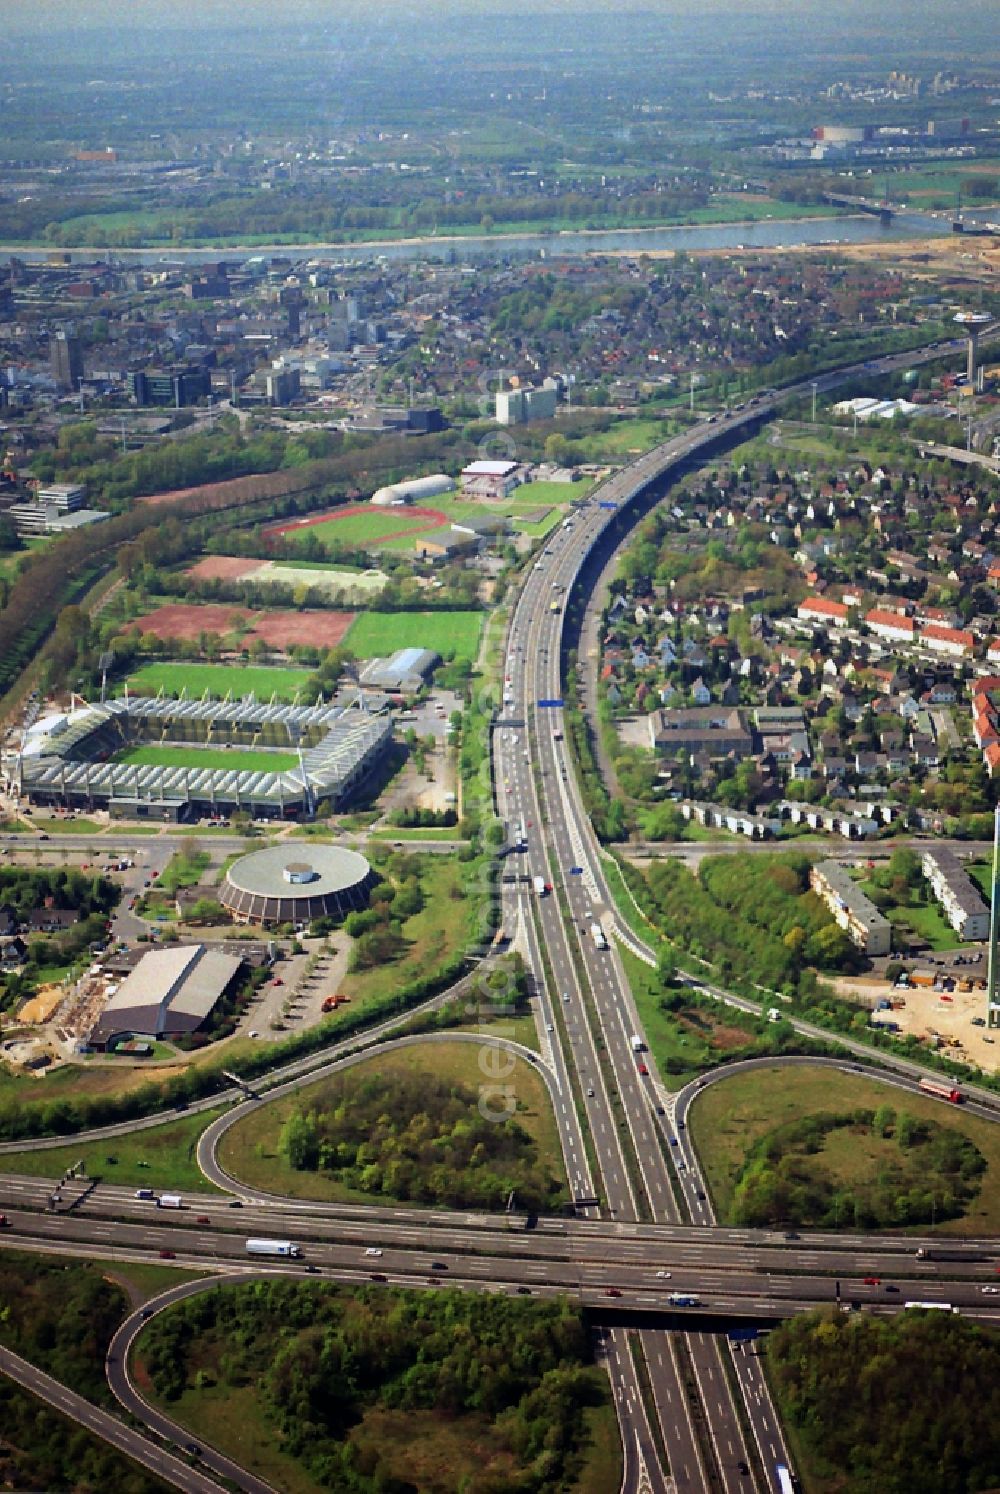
16, 696, 392, 813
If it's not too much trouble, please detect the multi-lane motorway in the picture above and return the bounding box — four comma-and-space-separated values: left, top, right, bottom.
3, 328, 999, 1492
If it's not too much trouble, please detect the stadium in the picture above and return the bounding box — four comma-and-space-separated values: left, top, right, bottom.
9, 694, 393, 822
220, 844, 375, 926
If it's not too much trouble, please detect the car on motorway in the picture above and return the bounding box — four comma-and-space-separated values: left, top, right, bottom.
140, 1308, 152, 1319
863, 1277, 881, 1286
981, 1286, 1000, 1294
546, 1023, 554, 1033
430, 1261, 448, 1271
586, 1087, 595, 1097
159, 1249, 176, 1259
604, 1287, 622, 1298
637, 1062, 648, 1075
515, 1286, 532, 1294
195, 1215, 210, 1225
738, 1461, 750, 1477
0, 1215, 9, 1228
228, 1199, 243, 1209
669, 1136, 678, 1146
365, 1247, 383, 1257
369, 1272, 388, 1282
655, 1270, 671, 1279
562, 991, 570, 1002
185, 1443, 200, 1457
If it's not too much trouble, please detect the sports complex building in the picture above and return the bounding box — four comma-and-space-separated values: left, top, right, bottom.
220, 844, 375, 927
9, 695, 392, 822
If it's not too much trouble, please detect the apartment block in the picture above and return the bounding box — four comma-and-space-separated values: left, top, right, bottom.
920, 848, 990, 942
809, 860, 892, 956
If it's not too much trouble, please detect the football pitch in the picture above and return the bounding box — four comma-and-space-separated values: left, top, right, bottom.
126, 662, 318, 702
345, 610, 484, 664
115, 745, 300, 773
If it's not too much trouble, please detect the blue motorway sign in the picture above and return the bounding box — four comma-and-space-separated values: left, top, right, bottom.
536, 698, 564, 708
598, 500, 618, 510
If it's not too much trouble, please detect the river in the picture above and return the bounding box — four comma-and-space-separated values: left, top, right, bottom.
1, 212, 950, 268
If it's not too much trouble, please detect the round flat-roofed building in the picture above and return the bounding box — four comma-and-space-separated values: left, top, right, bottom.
220, 844, 374, 927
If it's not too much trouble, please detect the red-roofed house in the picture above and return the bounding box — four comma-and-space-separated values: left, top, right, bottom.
986, 742, 1000, 779
921, 623, 975, 658
865, 609, 916, 645
797, 596, 849, 627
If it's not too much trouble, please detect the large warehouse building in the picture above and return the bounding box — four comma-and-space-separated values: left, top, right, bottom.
10, 696, 392, 822
90, 944, 244, 1050
220, 843, 375, 927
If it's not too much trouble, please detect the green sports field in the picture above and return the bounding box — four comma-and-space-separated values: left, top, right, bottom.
286, 510, 435, 548
115, 745, 299, 773
125, 662, 318, 702
345, 610, 484, 664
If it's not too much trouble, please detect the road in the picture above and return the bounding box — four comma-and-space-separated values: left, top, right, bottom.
0, 1340, 227, 1494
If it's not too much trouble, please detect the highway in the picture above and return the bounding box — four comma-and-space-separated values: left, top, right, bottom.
4, 327, 999, 1491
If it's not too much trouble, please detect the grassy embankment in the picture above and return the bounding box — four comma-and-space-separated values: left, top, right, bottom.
690, 1063, 1000, 1235
218, 1039, 564, 1205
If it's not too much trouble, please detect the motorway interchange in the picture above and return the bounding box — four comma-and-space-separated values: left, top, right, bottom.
3, 330, 1000, 1494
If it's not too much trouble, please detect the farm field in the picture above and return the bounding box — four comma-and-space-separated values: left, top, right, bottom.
345, 609, 483, 663
125, 661, 317, 701
115, 745, 299, 773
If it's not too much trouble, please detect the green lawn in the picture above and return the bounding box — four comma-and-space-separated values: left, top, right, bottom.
27, 816, 105, 835
116, 745, 299, 773
345, 610, 484, 665
689, 1064, 1000, 1235
369, 826, 464, 841
514, 479, 593, 505
126, 661, 317, 702
967, 863, 994, 901
0, 1107, 228, 1194
218, 1039, 565, 1205
859, 882, 962, 951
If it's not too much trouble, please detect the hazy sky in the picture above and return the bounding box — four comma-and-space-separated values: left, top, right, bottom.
6, 0, 986, 28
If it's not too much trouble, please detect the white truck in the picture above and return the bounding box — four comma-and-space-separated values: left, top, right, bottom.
245, 1238, 301, 1258
630, 1034, 645, 1054
533, 876, 549, 896
157, 1193, 183, 1209
667, 1292, 700, 1307
590, 922, 608, 950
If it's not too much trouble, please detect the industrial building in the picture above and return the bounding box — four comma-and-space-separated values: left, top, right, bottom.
920, 849, 990, 943
809, 861, 892, 957
358, 647, 441, 692
220, 844, 375, 927
11, 696, 392, 821
90, 943, 245, 1049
